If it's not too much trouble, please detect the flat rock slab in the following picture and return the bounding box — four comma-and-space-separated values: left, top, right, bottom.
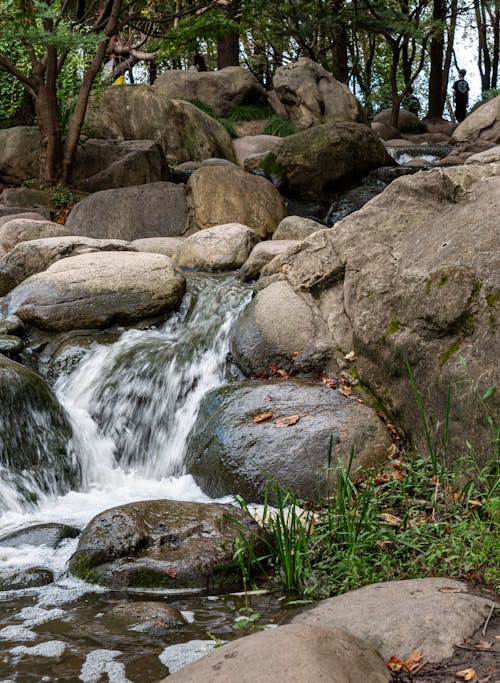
0, 219, 71, 252
4, 251, 186, 332
290, 577, 497, 662
163, 623, 391, 682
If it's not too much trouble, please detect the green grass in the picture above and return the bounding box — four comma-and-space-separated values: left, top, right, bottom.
226, 104, 273, 121
262, 114, 297, 137
181, 98, 237, 137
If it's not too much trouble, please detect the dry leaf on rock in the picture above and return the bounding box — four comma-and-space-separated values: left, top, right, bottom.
456, 668, 477, 680
386, 656, 403, 672
275, 414, 300, 427
340, 385, 352, 397
253, 412, 273, 423
439, 587, 462, 593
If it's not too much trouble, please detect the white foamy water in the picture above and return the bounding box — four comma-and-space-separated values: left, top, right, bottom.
0, 275, 251, 594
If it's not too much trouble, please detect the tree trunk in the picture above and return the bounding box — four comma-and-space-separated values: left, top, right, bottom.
36, 46, 63, 186
331, 0, 349, 82
427, 0, 445, 119
389, 47, 401, 129
217, 0, 240, 68
442, 0, 457, 108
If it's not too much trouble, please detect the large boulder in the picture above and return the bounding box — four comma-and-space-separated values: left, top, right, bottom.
290, 578, 496, 662
271, 58, 361, 130
72, 139, 168, 192
452, 95, 500, 144
0, 355, 80, 508
0, 188, 51, 220
65, 183, 187, 241
239, 240, 297, 281
0, 218, 71, 252
279, 163, 500, 462
174, 223, 259, 271
272, 215, 325, 241
0, 236, 134, 296
4, 251, 186, 332
68, 499, 265, 590
231, 278, 335, 376
187, 166, 287, 238
163, 624, 391, 683
0, 127, 39, 183
260, 122, 392, 199
82, 85, 235, 164
373, 108, 421, 129
153, 67, 268, 117
186, 378, 391, 504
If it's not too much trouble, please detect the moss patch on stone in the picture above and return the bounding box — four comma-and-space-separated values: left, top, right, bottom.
438, 339, 461, 367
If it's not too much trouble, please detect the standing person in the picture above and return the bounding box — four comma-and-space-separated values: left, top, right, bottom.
452, 69, 470, 123
401, 86, 420, 116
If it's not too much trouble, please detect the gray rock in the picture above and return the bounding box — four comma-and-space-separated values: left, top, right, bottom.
186, 378, 391, 504
72, 139, 168, 192
0, 188, 51, 217
231, 279, 335, 377
105, 601, 185, 635
272, 215, 326, 241
83, 86, 235, 164
280, 163, 500, 463
233, 135, 281, 167
0, 567, 54, 591
452, 95, 500, 144
130, 237, 185, 257
272, 58, 362, 130
163, 623, 391, 683
0, 335, 23, 355
239, 240, 297, 281
0, 212, 47, 229
465, 144, 500, 164
154, 67, 268, 117
68, 499, 266, 590
373, 108, 422, 129
65, 183, 187, 241
261, 122, 393, 200
187, 166, 287, 239
5, 251, 186, 333
0, 355, 80, 504
174, 223, 259, 271
0, 127, 39, 183
0, 315, 25, 336
290, 578, 497, 662
0, 235, 135, 296
0, 218, 71, 253
0, 523, 80, 548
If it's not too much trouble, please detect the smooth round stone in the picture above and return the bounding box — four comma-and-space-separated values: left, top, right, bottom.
0, 335, 23, 354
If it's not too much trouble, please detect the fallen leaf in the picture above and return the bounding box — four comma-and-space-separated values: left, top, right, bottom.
439, 587, 462, 593
166, 566, 177, 578
376, 539, 392, 549
403, 651, 424, 672
392, 471, 405, 480
344, 350, 356, 361
275, 414, 300, 427
474, 641, 492, 650
386, 656, 403, 672
380, 512, 402, 526
253, 412, 273, 423
387, 443, 399, 458
374, 473, 390, 486
340, 385, 352, 397
456, 668, 476, 680
495, 635, 500, 640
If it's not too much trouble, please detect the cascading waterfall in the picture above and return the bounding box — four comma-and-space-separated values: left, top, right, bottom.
0, 274, 251, 522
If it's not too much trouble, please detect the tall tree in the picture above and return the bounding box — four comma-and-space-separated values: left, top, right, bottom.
217, 0, 239, 67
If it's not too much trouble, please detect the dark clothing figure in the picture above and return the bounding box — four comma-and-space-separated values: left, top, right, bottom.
453, 71, 470, 123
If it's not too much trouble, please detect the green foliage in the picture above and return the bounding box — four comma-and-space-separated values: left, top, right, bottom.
155, 8, 236, 61
226, 104, 273, 121
399, 120, 427, 133
181, 98, 237, 137
262, 115, 296, 137
49, 185, 82, 209
481, 88, 500, 101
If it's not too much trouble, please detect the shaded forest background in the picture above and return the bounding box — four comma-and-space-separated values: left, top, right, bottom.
0, 0, 498, 184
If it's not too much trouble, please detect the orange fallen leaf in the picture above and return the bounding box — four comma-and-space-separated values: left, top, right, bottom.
253, 412, 273, 423
402, 651, 424, 672
380, 512, 402, 526
340, 385, 352, 397
166, 566, 177, 578
392, 471, 405, 480
387, 443, 399, 458
275, 414, 300, 427
374, 473, 390, 485
386, 656, 403, 672
439, 587, 462, 593
456, 668, 476, 680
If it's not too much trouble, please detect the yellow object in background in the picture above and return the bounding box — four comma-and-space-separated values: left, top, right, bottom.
112, 75, 125, 86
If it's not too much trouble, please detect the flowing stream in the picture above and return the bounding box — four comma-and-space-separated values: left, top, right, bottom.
0, 274, 286, 682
